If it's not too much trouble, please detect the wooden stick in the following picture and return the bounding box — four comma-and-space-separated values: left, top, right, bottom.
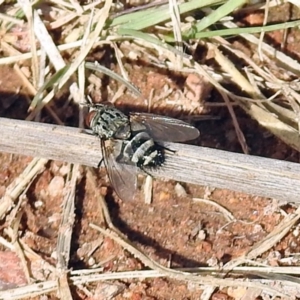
1, 117, 299, 202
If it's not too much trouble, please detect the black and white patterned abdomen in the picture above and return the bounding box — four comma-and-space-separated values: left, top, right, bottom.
121, 131, 165, 168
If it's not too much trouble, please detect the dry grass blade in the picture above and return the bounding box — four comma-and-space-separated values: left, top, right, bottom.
0, 158, 48, 220
0, 268, 297, 300
192, 198, 236, 222
224, 206, 300, 271
89, 224, 290, 298
56, 164, 78, 270
0, 40, 84, 65
245, 206, 300, 260
17, 0, 38, 87
169, 0, 183, 69
17, 2, 65, 70
0, 281, 58, 299
56, 164, 79, 300
220, 89, 248, 154
5, 221, 31, 284
0, 12, 24, 24
57, 275, 72, 300
144, 175, 153, 204
26, 0, 113, 120
238, 101, 300, 151
212, 14, 300, 150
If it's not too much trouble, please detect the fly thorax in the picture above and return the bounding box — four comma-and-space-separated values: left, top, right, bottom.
113, 123, 131, 140
90, 107, 130, 139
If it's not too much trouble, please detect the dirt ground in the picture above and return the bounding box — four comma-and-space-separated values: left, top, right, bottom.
1, 3, 300, 300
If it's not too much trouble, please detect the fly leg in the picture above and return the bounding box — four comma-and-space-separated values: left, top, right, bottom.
97, 158, 104, 168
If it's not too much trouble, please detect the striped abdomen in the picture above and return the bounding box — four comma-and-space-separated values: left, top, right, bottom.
122, 132, 165, 168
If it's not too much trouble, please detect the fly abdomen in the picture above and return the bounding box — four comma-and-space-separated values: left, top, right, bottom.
131, 139, 155, 164
123, 132, 165, 168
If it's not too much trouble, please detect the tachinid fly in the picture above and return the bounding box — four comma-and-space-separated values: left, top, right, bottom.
85, 103, 200, 201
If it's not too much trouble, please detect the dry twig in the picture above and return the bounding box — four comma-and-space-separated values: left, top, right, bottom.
0, 118, 300, 202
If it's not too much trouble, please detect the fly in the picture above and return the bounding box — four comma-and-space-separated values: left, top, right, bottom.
85, 103, 200, 201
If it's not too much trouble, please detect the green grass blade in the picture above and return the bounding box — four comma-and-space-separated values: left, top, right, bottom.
185, 0, 246, 35
117, 28, 190, 58
29, 65, 70, 111
111, 0, 224, 30
193, 19, 300, 39
85, 62, 142, 98
162, 19, 300, 41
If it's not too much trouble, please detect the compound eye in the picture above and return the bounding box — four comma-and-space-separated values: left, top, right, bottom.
85, 111, 96, 127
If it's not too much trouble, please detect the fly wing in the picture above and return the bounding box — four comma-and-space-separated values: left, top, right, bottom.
129, 112, 200, 142
101, 139, 137, 201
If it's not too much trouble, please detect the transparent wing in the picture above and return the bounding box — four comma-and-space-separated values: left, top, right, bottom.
129, 112, 200, 142
101, 139, 137, 201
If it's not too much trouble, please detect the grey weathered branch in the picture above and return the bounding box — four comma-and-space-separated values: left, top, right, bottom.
1, 117, 300, 202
